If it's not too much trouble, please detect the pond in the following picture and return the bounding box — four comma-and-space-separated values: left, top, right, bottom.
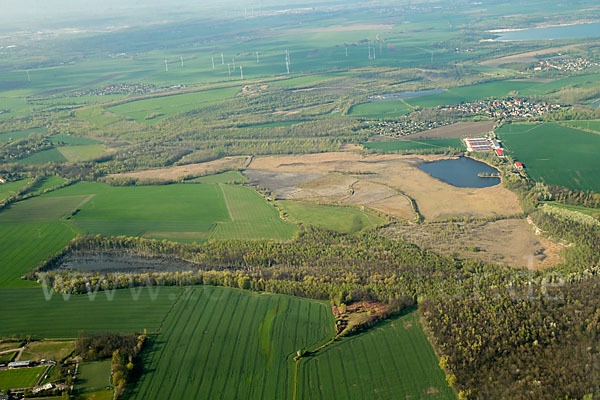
368, 89, 446, 101
418, 157, 501, 188
495, 22, 600, 41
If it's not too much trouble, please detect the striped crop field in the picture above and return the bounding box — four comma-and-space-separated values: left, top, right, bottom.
0, 287, 183, 338
211, 184, 298, 240
296, 310, 455, 400
128, 286, 335, 400
0, 222, 76, 288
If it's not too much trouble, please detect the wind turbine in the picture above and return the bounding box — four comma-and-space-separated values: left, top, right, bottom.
212, 57, 215, 69
228, 63, 231, 76
26, 70, 31, 82
256, 52, 260, 63
232, 57, 235, 69
345, 47, 348, 57
181, 56, 184, 67
164, 60, 169, 72
221, 53, 224, 64
240, 66, 244, 79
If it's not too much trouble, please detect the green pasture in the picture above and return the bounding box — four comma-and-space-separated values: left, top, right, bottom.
563, 120, 600, 133
498, 123, 600, 192
0, 127, 46, 143
76, 360, 112, 392
406, 80, 538, 108
211, 184, 298, 240
28, 175, 68, 195
57, 144, 105, 162
107, 87, 240, 123
363, 138, 464, 152
76, 107, 123, 128
0, 366, 45, 390
0, 178, 32, 201
17, 148, 68, 165
43, 182, 229, 237
0, 287, 182, 338
296, 310, 455, 400
128, 286, 335, 400
20, 340, 75, 362
0, 222, 76, 288
279, 201, 385, 234
348, 100, 413, 118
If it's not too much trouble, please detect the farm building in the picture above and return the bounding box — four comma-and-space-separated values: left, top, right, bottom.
464, 137, 494, 152
495, 148, 505, 158
8, 360, 34, 369
0, 177, 5, 184
514, 161, 524, 170
32, 383, 54, 394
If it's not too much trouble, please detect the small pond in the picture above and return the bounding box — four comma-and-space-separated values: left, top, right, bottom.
418, 157, 501, 188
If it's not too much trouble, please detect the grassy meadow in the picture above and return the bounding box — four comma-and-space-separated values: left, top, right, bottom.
0, 287, 182, 338
497, 123, 600, 192
107, 87, 240, 124
76, 360, 112, 392
279, 201, 385, 234
296, 310, 455, 400
0, 366, 45, 390
0, 178, 32, 201
128, 286, 335, 400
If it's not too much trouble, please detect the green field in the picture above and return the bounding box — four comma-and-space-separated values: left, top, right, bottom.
187, 171, 249, 184
406, 80, 537, 108
0, 182, 298, 287
28, 175, 67, 194
0, 127, 46, 143
0, 287, 182, 338
211, 184, 298, 240
0, 222, 76, 288
279, 201, 385, 234
76, 360, 112, 392
20, 340, 75, 362
563, 120, 600, 133
363, 138, 464, 152
546, 202, 600, 217
107, 87, 240, 123
348, 100, 413, 118
57, 144, 105, 162
497, 123, 600, 192
17, 148, 68, 165
0, 178, 32, 201
43, 182, 229, 238
0, 366, 45, 390
296, 310, 455, 400
128, 286, 335, 400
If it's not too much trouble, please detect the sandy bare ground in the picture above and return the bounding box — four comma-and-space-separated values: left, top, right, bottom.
384, 218, 562, 270
249, 152, 521, 220
479, 45, 581, 67
108, 156, 250, 181
402, 121, 496, 140
285, 24, 393, 34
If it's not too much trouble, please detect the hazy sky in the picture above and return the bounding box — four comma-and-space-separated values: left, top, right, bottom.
0, 0, 343, 31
